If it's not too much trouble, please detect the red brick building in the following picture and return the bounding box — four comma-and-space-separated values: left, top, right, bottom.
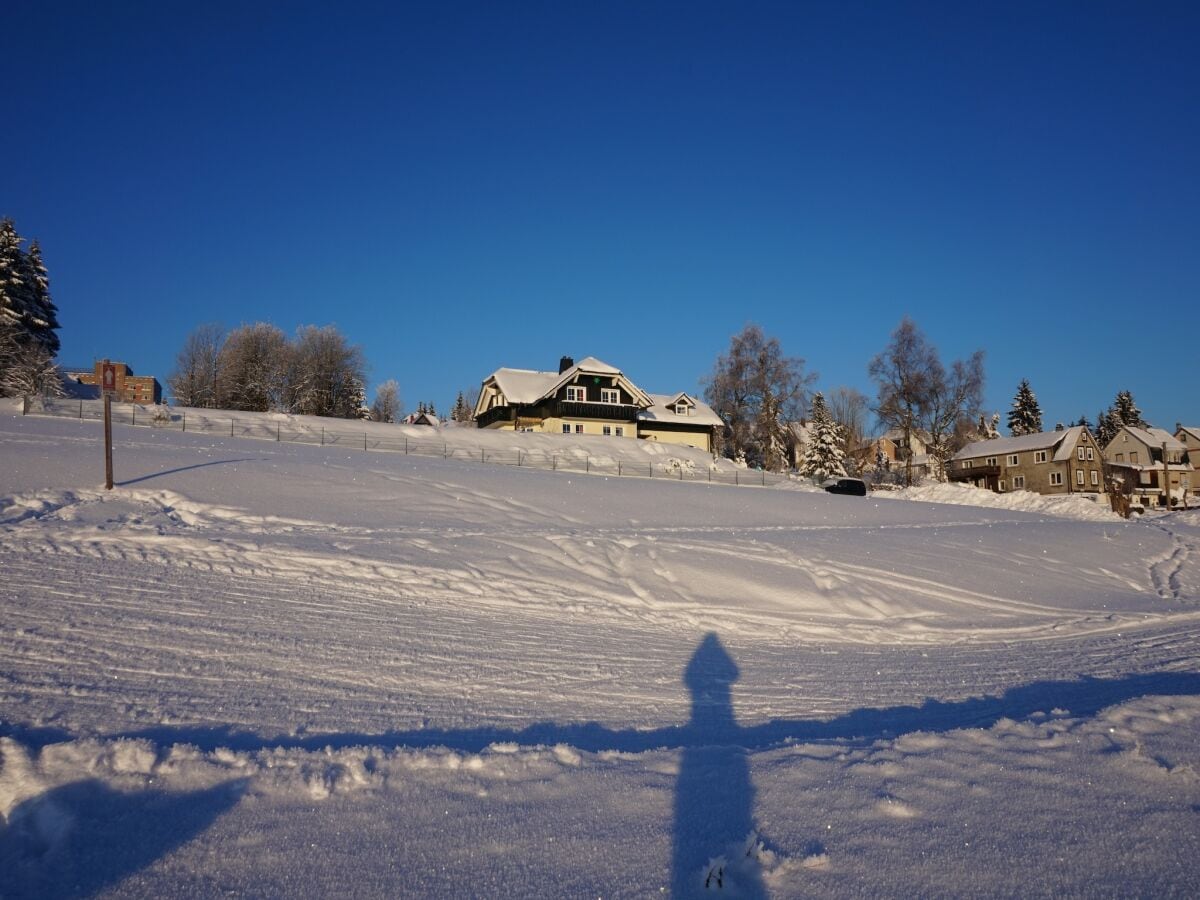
70, 360, 162, 404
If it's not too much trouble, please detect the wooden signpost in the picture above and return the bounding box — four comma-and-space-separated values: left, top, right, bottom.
102, 361, 116, 490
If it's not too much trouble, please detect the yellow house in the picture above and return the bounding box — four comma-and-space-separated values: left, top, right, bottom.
474, 356, 720, 452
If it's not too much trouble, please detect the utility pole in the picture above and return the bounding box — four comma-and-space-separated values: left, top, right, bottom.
1163, 440, 1171, 509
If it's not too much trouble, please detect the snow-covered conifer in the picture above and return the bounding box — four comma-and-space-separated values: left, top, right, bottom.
1111, 390, 1146, 429
1007, 380, 1043, 436
798, 392, 846, 482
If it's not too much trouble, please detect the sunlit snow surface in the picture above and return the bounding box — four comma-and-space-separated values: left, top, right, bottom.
1, 411, 1198, 897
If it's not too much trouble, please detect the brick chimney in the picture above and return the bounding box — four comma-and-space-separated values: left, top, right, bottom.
559, 356, 574, 374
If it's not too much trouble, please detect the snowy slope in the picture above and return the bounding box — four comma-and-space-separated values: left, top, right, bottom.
2, 412, 1199, 897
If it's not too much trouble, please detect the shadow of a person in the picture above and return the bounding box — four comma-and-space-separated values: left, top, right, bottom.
671, 633, 767, 897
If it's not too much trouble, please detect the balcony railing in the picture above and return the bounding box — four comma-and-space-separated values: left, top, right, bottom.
948, 464, 1001, 481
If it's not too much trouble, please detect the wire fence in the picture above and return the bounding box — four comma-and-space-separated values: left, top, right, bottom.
26, 398, 798, 489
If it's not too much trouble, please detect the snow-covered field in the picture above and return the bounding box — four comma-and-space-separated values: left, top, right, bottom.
2, 410, 1199, 897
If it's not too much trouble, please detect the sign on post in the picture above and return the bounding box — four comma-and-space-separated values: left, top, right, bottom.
101, 362, 118, 396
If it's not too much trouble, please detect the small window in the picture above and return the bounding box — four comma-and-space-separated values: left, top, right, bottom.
998, 480, 1006, 492
1076, 470, 1085, 485
1008, 454, 1019, 466
566, 386, 586, 402
963, 460, 973, 469
1035, 451, 1048, 463
600, 388, 620, 404
1049, 472, 1063, 486
575, 424, 584, 434
1130, 451, 1139, 464
1116, 453, 1124, 462
602, 425, 612, 436
1013, 475, 1025, 489
1091, 470, 1099, 486
675, 403, 692, 416
986, 457, 997, 466
562, 424, 571, 434
1086, 447, 1094, 460
1077, 447, 1085, 460
615, 426, 624, 437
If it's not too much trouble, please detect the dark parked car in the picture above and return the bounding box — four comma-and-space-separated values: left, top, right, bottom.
822, 477, 867, 496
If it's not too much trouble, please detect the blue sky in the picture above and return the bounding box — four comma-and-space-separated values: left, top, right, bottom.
4, 1, 1198, 429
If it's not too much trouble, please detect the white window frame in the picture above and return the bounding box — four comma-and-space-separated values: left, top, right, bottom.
1008, 454, 1020, 466
615, 426, 624, 437
1012, 475, 1025, 489
561, 424, 571, 434
600, 388, 620, 404
674, 403, 692, 416
1091, 470, 1100, 486
1076, 469, 1085, 485
1049, 472, 1063, 486
1077, 447, 1085, 460
1086, 447, 1094, 460
986, 457, 997, 466
566, 386, 586, 402
575, 423, 584, 434
1034, 450, 1048, 463
998, 479, 1006, 492
602, 425, 612, 436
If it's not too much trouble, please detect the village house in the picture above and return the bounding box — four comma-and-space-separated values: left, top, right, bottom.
1103, 425, 1193, 507
66, 360, 162, 404
474, 356, 721, 453
949, 426, 1105, 498
1175, 424, 1200, 458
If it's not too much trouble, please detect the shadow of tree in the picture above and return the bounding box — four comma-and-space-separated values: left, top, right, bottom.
0, 778, 247, 899
74, 668, 1200, 758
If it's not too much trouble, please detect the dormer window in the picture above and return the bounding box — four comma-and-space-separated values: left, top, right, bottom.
675, 403, 692, 415
566, 386, 586, 402
600, 388, 620, 404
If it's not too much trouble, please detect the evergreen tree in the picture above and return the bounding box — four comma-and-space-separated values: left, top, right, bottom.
1095, 408, 1119, 447
1007, 379, 1043, 436
0, 219, 27, 332
20, 240, 60, 355
451, 390, 471, 423
1072, 414, 1094, 433
798, 392, 846, 482
1111, 390, 1147, 428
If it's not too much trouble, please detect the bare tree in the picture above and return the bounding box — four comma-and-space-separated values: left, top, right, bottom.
168, 323, 225, 408
284, 325, 367, 418
868, 318, 936, 486
216, 322, 289, 412
826, 386, 870, 474
869, 317, 984, 484
371, 379, 402, 423
703, 323, 815, 469
922, 350, 985, 480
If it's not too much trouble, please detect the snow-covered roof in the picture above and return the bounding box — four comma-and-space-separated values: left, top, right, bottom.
1177, 426, 1200, 443
1120, 426, 1185, 453
954, 427, 1085, 462
489, 368, 559, 405
481, 357, 653, 408
638, 393, 723, 427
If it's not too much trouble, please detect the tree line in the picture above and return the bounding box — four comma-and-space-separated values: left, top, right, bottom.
0, 218, 61, 400
169, 322, 376, 419
703, 319, 1154, 484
